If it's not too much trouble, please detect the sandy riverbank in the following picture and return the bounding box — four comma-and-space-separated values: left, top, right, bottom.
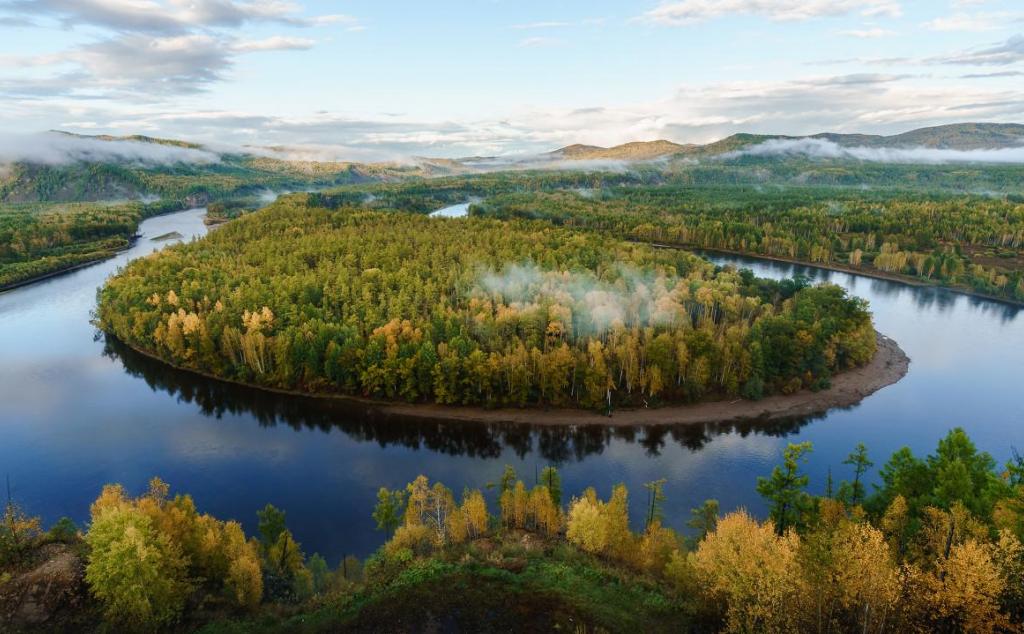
116, 332, 909, 428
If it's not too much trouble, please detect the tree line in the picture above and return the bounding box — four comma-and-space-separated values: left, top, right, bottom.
316, 172, 1024, 302
4, 428, 1022, 631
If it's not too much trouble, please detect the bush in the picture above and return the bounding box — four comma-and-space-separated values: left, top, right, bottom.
741, 376, 765, 401
84, 506, 191, 628
46, 516, 79, 543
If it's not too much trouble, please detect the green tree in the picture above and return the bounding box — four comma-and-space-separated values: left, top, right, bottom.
757, 441, 814, 535
643, 478, 667, 530
540, 466, 562, 507
499, 465, 517, 495
686, 499, 719, 542
257, 503, 287, 551
840, 442, 873, 505
372, 487, 406, 537
307, 553, 331, 594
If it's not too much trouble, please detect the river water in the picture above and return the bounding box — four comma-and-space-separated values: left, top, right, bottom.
1, 208, 1022, 563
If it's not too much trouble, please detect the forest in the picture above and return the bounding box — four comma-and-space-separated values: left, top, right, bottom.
96, 195, 877, 410
0, 200, 183, 288
3, 428, 1023, 632
319, 173, 1024, 303
0, 150, 421, 288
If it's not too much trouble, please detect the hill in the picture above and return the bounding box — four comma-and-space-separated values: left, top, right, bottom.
815, 122, 1024, 150
551, 140, 692, 160
550, 123, 1024, 162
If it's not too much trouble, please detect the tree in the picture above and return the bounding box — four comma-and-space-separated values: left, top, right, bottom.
0, 487, 41, 564
840, 442, 873, 505
85, 505, 191, 628
372, 487, 406, 537
686, 499, 719, 543
691, 510, 799, 633
499, 465, 517, 495
643, 478, 667, 530
566, 494, 609, 555
257, 504, 287, 552
307, 553, 331, 594
539, 466, 562, 507
757, 441, 814, 535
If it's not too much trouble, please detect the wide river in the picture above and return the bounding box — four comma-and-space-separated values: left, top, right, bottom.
1, 207, 1022, 563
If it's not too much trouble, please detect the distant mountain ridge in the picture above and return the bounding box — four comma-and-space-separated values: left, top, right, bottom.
550, 123, 1024, 161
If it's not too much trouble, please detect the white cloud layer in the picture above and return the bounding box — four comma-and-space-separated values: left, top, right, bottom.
0, 132, 220, 165
727, 137, 1024, 163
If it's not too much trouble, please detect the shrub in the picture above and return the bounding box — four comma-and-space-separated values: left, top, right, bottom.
84, 505, 191, 628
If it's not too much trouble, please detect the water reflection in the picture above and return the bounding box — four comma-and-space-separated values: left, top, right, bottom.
106, 336, 817, 462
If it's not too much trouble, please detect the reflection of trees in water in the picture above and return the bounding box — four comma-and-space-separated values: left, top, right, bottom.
105, 336, 817, 463
703, 250, 1021, 322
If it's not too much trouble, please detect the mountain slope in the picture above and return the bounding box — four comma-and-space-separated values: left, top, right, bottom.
551, 123, 1024, 161
551, 140, 692, 160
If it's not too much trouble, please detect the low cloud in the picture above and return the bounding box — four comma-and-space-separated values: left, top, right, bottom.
0, 131, 220, 165
726, 137, 1024, 164
473, 263, 696, 336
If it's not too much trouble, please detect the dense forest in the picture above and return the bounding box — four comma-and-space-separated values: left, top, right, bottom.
0, 149, 422, 287
7, 149, 1024, 296
0, 200, 185, 288
97, 195, 877, 409
318, 173, 1024, 302
3, 429, 1023, 632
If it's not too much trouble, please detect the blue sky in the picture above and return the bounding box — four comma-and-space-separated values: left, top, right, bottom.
1, 0, 1023, 159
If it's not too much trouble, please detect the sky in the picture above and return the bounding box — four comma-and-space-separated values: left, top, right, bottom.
0, 0, 1023, 160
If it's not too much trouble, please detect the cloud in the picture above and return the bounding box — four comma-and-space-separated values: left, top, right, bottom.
959, 70, 1024, 78
838, 27, 896, 38
233, 36, 314, 52
474, 263, 694, 335
511, 21, 571, 29
0, 0, 316, 34
0, 0, 352, 99
636, 0, 902, 26
0, 131, 220, 165
725, 137, 1024, 164
6, 71, 1023, 161
517, 36, 562, 48
70, 34, 235, 94
934, 34, 1024, 65
923, 12, 1015, 32
7, 32, 315, 97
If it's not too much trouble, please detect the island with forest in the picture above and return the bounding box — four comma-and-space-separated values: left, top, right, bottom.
95, 193, 906, 422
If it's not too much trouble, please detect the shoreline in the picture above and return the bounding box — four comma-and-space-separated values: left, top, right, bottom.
0, 254, 119, 293
0, 205, 207, 294
644, 241, 1024, 309
113, 332, 909, 428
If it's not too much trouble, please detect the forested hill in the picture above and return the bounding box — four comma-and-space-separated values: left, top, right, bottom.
0, 152, 417, 205
550, 122, 1024, 161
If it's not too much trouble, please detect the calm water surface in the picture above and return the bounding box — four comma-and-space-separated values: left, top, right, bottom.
1, 208, 1022, 563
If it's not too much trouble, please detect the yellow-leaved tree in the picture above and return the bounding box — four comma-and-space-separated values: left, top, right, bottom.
690, 509, 800, 634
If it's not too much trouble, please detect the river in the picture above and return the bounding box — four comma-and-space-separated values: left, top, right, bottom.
1, 208, 1022, 563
